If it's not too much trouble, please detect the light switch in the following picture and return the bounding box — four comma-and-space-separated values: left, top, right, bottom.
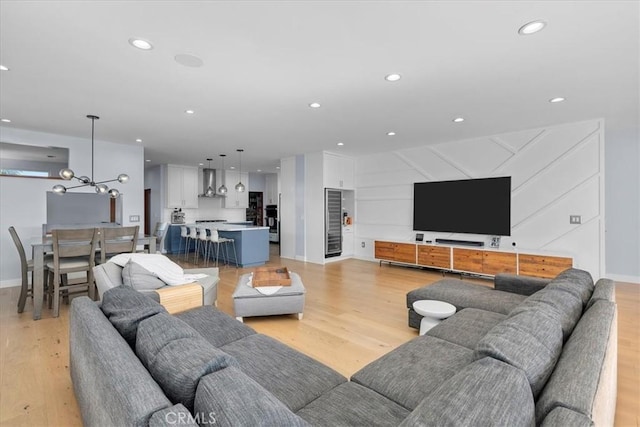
569, 215, 581, 224
129, 215, 140, 222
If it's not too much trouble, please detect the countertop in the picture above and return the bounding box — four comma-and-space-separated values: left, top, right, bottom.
183, 222, 269, 232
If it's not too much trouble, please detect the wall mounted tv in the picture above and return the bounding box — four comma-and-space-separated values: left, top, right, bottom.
413, 177, 511, 236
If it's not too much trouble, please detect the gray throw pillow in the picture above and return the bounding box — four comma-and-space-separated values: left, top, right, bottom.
100, 285, 167, 347
136, 312, 238, 412
122, 260, 166, 291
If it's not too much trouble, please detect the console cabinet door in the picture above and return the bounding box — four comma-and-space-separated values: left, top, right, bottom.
452, 248, 483, 273
482, 251, 517, 275
518, 254, 573, 278
418, 245, 451, 269
375, 241, 416, 263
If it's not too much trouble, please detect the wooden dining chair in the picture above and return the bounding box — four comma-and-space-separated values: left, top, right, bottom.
8, 226, 51, 313
47, 228, 99, 317
99, 225, 140, 263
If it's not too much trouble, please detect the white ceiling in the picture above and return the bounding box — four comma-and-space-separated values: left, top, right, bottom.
1, 1, 638, 173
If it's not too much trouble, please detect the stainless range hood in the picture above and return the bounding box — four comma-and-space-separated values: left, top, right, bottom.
199, 168, 225, 198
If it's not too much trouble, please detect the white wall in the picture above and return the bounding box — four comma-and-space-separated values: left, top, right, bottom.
279, 156, 297, 260
1, 127, 144, 286
354, 119, 606, 279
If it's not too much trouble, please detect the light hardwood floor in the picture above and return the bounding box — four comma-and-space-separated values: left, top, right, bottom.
0, 247, 638, 426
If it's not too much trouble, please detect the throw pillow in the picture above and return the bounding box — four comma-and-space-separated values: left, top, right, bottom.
136, 312, 238, 412
122, 260, 166, 291
100, 285, 167, 347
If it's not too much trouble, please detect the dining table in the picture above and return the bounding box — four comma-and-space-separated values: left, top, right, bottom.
29, 233, 156, 320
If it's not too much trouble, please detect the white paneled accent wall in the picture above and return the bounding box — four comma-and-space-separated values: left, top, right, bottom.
354, 119, 605, 278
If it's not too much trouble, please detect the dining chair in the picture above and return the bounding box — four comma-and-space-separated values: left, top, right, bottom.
99, 225, 140, 263
8, 226, 51, 313
208, 228, 228, 267
144, 222, 169, 253
47, 228, 99, 317
178, 226, 189, 257
186, 226, 198, 261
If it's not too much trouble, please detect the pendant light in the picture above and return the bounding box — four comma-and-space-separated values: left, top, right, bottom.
217, 154, 228, 195
204, 158, 215, 197
235, 149, 245, 192
53, 115, 129, 198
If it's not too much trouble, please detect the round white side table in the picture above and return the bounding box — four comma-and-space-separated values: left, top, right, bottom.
413, 300, 457, 335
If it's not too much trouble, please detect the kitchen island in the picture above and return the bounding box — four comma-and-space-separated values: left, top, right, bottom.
165, 223, 269, 267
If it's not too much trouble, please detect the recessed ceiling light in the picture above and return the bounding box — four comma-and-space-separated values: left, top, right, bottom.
453, 117, 465, 123
549, 97, 566, 103
128, 38, 153, 50
145, 159, 151, 162
135, 138, 142, 143
387, 131, 396, 136
0, 65, 9, 71
230, 166, 236, 169
1, 118, 11, 123
337, 142, 344, 146
309, 102, 321, 108
199, 163, 204, 166
185, 109, 195, 115
518, 20, 547, 35
175, 54, 204, 68
257, 169, 262, 172
385, 73, 401, 82
276, 166, 281, 169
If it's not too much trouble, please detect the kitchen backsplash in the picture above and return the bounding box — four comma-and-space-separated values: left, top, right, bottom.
163, 197, 246, 224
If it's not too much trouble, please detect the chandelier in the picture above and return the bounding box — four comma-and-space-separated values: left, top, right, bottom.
52, 115, 129, 198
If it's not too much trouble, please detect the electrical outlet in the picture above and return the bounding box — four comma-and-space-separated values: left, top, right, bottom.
129, 215, 140, 222
569, 215, 581, 224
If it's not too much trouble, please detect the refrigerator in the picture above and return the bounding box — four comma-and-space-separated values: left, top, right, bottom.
325, 189, 342, 257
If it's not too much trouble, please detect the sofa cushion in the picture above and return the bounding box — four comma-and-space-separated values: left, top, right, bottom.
296, 382, 410, 427
407, 279, 526, 315
586, 278, 615, 310
122, 260, 166, 291
547, 268, 594, 307
398, 357, 535, 427
194, 366, 310, 427
475, 308, 563, 397
221, 334, 346, 412
176, 305, 256, 347
149, 404, 198, 427
100, 285, 167, 347
509, 285, 583, 341
136, 312, 237, 412
426, 308, 507, 350
535, 300, 616, 425
541, 407, 594, 427
351, 335, 474, 410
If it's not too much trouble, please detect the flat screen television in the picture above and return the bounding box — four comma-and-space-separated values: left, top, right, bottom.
413, 177, 511, 236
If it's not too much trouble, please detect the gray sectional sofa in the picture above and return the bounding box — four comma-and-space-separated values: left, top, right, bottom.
70, 268, 617, 426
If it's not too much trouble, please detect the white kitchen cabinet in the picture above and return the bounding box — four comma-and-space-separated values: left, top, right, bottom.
222, 170, 249, 209
265, 173, 279, 205
323, 153, 354, 189
166, 165, 199, 208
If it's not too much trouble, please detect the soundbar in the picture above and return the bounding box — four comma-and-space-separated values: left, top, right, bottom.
435, 238, 484, 247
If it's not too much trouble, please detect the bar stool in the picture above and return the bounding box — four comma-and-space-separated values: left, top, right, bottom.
208, 229, 228, 267
195, 227, 210, 265
219, 235, 238, 268
178, 226, 189, 258
186, 226, 198, 261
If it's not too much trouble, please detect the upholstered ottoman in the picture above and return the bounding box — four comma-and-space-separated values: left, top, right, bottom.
232, 271, 305, 322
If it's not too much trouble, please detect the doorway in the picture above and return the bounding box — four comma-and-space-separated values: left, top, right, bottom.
144, 188, 151, 235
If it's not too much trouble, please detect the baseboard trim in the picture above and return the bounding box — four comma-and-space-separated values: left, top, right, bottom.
0, 279, 21, 289
606, 273, 640, 285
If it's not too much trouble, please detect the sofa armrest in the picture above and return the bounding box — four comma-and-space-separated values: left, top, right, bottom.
494, 274, 551, 296
154, 283, 203, 314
